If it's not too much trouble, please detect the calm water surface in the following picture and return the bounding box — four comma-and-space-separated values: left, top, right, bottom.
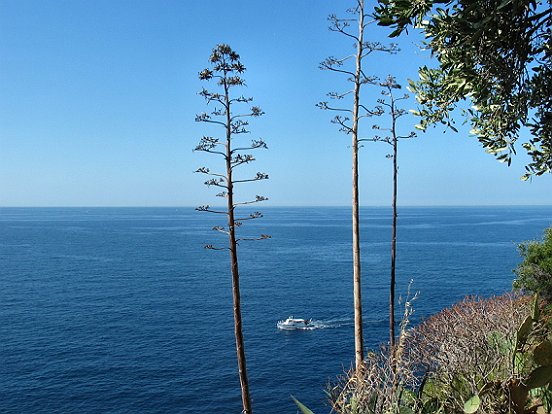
1, 206, 551, 413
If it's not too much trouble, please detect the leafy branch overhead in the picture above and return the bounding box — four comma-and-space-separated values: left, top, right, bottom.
374, 0, 552, 178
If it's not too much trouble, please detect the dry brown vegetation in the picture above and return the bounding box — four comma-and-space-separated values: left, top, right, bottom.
328, 294, 552, 414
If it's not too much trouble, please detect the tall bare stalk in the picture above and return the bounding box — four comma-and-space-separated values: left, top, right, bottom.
367, 76, 415, 347
318, 0, 397, 370
194, 44, 270, 414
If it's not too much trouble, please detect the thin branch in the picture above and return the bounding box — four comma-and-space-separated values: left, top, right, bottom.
230, 107, 265, 121
196, 205, 229, 215
236, 234, 271, 243
194, 136, 227, 155
377, 99, 393, 109
359, 71, 379, 85
195, 113, 227, 127
234, 172, 269, 184
233, 195, 268, 207
317, 102, 353, 113
204, 178, 228, 189
234, 211, 264, 221
229, 96, 253, 104
195, 136, 224, 146
398, 132, 417, 139
204, 244, 229, 251
361, 15, 377, 27
361, 41, 399, 56
212, 226, 230, 235
232, 139, 268, 153
319, 65, 356, 77
193, 148, 227, 157
205, 96, 227, 107
332, 115, 353, 134
230, 154, 255, 169
328, 90, 354, 100
320, 55, 354, 69
359, 104, 384, 115
360, 137, 392, 145
231, 146, 263, 153
328, 17, 360, 43
194, 167, 227, 179
231, 119, 251, 134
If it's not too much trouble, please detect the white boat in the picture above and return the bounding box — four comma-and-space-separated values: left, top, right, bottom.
277, 316, 313, 330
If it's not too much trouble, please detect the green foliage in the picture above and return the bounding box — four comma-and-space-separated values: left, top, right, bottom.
514, 228, 552, 301
374, 0, 552, 178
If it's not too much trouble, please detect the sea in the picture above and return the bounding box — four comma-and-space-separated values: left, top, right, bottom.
1, 206, 551, 413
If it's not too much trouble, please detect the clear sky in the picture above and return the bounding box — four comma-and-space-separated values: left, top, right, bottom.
1, 0, 550, 207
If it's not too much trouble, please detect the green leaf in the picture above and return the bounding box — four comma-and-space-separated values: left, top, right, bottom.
422, 398, 441, 413
463, 394, 480, 413
291, 396, 316, 414
534, 340, 552, 366
497, 0, 514, 10
516, 315, 533, 349
378, 17, 395, 26
486, 146, 509, 155
526, 366, 552, 390
532, 293, 540, 321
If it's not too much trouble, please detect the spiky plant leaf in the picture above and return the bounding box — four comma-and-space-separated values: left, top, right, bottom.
463, 394, 480, 414
291, 396, 316, 414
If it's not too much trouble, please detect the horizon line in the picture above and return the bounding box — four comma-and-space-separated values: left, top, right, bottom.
1, 204, 551, 208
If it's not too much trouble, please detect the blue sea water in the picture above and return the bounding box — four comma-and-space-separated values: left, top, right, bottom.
1, 206, 551, 413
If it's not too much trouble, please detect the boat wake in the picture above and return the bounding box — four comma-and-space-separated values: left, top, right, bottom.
310, 317, 353, 329
277, 317, 353, 331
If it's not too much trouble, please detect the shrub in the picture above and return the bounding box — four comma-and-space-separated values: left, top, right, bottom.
406, 294, 535, 413
328, 294, 552, 414
514, 227, 552, 302
328, 293, 420, 414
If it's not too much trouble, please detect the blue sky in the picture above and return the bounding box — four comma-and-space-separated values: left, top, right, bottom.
1, 0, 550, 207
